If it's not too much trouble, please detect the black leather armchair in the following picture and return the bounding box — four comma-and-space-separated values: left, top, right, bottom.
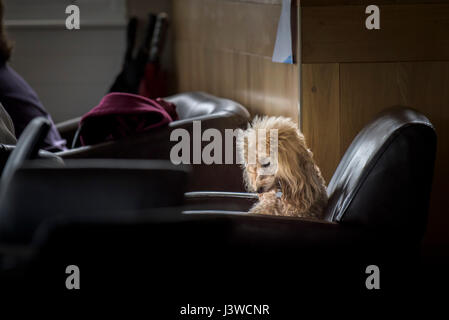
0, 118, 190, 245
183, 107, 437, 248
56, 92, 250, 148
56, 92, 250, 192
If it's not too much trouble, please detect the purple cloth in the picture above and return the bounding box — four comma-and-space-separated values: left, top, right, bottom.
0, 63, 67, 151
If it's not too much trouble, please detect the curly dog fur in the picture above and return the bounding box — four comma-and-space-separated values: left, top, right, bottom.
237, 116, 328, 219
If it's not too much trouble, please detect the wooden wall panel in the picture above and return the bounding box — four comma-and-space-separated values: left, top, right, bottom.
301, 0, 449, 247
172, 0, 299, 120
175, 42, 299, 119
173, 0, 280, 58
340, 62, 449, 245
302, 64, 341, 183
302, 4, 449, 63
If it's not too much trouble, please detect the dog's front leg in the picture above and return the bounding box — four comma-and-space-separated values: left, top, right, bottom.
249, 192, 277, 215
249, 201, 268, 214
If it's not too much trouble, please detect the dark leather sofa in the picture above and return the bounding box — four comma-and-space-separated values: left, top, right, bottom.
56, 92, 251, 192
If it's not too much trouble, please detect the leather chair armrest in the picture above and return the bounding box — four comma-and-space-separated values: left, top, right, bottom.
36, 210, 377, 255
181, 192, 382, 250
184, 191, 258, 212
176, 211, 384, 253
0, 144, 64, 174
55, 117, 81, 147
26, 211, 407, 294
185, 191, 258, 199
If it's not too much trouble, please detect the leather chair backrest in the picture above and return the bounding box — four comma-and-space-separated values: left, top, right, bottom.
0, 159, 189, 244
165, 92, 250, 122
58, 92, 251, 192
325, 108, 436, 240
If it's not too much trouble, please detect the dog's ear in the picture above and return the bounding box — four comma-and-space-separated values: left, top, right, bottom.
278, 143, 322, 214
280, 170, 312, 213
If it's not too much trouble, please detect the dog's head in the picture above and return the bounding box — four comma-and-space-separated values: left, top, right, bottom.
238, 116, 323, 211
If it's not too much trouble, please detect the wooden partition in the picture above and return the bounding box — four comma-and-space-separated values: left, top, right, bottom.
172, 0, 299, 121
301, 1, 449, 247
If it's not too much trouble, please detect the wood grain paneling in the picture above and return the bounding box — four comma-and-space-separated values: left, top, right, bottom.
301, 0, 449, 247
175, 41, 299, 119
340, 62, 449, 245
172, 0, 299, 120
302, 4, 449, 63
173, 0, 281, 58
302, 64, 340, 183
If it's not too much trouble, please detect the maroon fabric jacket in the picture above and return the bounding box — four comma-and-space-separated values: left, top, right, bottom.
78, 92, 178, 146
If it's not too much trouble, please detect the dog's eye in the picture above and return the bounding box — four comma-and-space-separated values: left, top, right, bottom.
261, 162, 270, 168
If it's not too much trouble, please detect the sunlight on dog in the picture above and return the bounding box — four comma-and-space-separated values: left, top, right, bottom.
237, 116, 328, 218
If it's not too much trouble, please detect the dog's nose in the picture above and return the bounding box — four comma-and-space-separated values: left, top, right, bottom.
257, 187, 264, 193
